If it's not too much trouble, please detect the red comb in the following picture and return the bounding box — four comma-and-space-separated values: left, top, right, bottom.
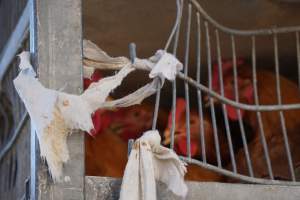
167, 98, 186, 128
84, 70, 103, 90
89, 110, 112, 137
212, 58, 245, 91
175, 137, 198, 157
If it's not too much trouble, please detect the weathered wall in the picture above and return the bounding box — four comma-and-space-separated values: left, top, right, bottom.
85, 176, 300, 200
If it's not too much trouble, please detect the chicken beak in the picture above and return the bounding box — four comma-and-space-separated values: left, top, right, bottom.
163, 129, 172, 145
163, 129, 183, 146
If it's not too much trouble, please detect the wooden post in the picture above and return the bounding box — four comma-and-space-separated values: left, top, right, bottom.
30, 0, 84, 199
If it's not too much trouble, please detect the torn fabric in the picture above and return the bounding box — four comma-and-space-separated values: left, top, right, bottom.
119, 130, 188, 200
83, 39, 183, 82
14, 41, 182, 182
14, 52, 136, 181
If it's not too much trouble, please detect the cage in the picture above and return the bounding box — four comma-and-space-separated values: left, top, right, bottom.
1, 0, 300, 199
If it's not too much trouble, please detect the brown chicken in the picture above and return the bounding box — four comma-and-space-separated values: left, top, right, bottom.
210, 58, 300, 181
85, 131, 127, 177
164, 98, 232, 165
163, 98, 232, 181
84, 69, 169, 177
85, 104, 168, 177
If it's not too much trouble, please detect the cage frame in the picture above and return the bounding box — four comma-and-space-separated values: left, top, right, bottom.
1, 0, 300, 199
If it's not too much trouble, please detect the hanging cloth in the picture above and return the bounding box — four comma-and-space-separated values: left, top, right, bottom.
119, 130, 188, 200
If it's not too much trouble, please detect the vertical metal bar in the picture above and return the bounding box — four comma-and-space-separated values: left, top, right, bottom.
296, 32, 300, 91
30, 0, 38, 199
183, 3, 192, 159
172, 0, 183, 56
129, 43, 136, 64
231, 35, 254, 176
128, 139, 134, 157
170, 0, 183, 150
251, 36, 274, 180
273, 34, 296, 181
216, 32, 237, 173
196, 12, 207, 163
205, 21, 222, 167
152, 84, 161, 130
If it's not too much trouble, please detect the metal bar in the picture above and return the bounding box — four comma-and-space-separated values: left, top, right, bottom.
251, 36, 274, 180
96, 60, 300, 112
29, 0, 38, 199
183, 3, 192, 159
216, 32, 237, 173
129, 43, 136, 64
172, 0, 184, 56
127, 139, 134, 157
180, 157, 300, 186
164, 0, 183, 51
0, 99, 9, 142
170, 0, 183, 150
177, 72, 300, 111
0, 112, 28, 163
152, 83, 161, 130
196, 12, 207, 163
190, 0, 300, 36
296, 32, 300, 91
230, 35, 253, 176
0, 2, 30, 85
273, 34, 296, 181
205, 21, 222, 167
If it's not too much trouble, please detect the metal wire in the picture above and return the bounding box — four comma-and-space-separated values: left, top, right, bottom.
251, 35, 274, 180
170, 0, 184, 150
183, 3, 192, 159
273, 34, 296, 181
196, 12, 207, 163
154, 0, 300, 184
215, 32, 237, 173
205, 21, 222, 168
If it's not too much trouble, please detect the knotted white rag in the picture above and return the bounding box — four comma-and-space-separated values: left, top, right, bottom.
120, 130, 188, 200
14, 43, 183, 182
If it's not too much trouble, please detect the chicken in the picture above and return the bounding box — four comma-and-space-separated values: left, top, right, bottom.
85, 104, 168, 177
103, 104, 168, 141
185, 164, 225, 182
84, 69, 169, 176
162, 98, 230, 181
163, 98, 234, 165
210, 58, 300, 181
85, 130, 128, 177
